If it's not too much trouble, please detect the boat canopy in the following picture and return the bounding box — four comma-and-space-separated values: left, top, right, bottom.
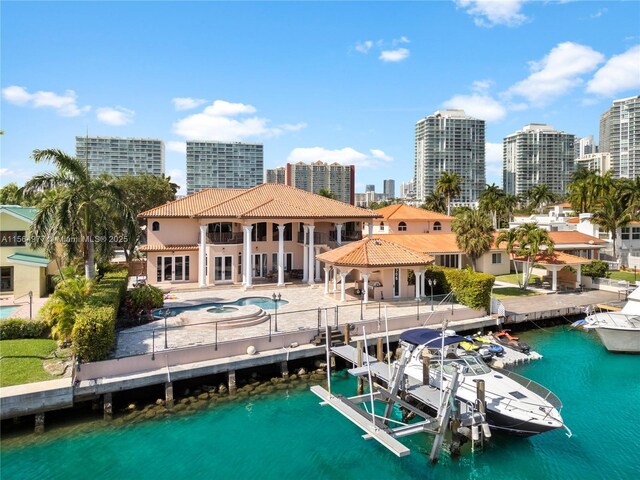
400, 328, 466, 348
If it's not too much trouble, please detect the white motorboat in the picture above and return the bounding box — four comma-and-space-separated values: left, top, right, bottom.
398, 328, 567, 437
580, 286, 640, 353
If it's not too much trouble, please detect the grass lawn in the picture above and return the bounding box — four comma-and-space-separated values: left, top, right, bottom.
0, 339, 58, 387
492, 287, 541, 299
494, 273, 541, 286
608, 271, 638, 283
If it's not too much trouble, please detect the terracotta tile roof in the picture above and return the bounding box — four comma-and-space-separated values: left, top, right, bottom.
140, 184, 380, 220
513, 251, 592, 265
374, 233, 466, 254
566, 217, 579, 224
316, 237, 434, 268
375, 204, 453, 222
548, 231, 607, 245
139, 244, 198, 252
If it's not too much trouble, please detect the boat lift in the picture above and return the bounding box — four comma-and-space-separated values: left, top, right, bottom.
310, 323, 490, 463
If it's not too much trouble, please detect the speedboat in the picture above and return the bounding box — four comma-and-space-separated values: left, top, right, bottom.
580, 286, 640, 353
399, 328, 567, 437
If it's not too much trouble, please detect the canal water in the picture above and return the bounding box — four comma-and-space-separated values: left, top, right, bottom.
1, 326, 639, 479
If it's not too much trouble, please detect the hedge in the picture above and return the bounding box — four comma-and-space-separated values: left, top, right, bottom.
0, 318, 49, 340
71, 269, 128, 362
442, 267, 495, 312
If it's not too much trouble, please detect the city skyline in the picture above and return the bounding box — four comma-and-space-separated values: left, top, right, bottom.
1, 1, 639, 195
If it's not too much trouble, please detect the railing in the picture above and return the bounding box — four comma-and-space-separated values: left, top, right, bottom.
297, 231, 328, 245
207, 232, 244, 244
495, 368, 563, 410
329, 231, 363, 243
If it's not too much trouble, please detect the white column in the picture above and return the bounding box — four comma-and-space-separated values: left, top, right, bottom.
336, 223, 343, 245
315, 247, 321, 282
199, 225, 207, 288
363, 273, 370, 304
551, 267, 558, 292
576, 265, 582, 286
243, 225, 253, 288
368, 223, 373, 238
324, 267, 330, 294
458, 254, 463, 269
308, 225, 315, 285
340, 270, 347, 302
332, 267, 337, 292
277, 224, 285, 286
415, 272, 421, 299
302, 225, 309, 282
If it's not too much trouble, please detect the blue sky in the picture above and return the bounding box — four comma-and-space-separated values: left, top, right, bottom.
1, 1, 639, 195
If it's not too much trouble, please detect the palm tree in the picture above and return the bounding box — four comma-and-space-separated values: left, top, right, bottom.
41, 276, 92, 341
435, 172, 463, 216
479, 183, 504, 229
500, 194, 519, 227
452, 209, 494, 271
619, 177, 640, 219
516, 223, 554, 289
526, 184, 556, 214
20, 149, 136, 279
421, 191, 446, 214
496, 228, 523, 288
317, 188, 337, 200
592, 196, 633, 261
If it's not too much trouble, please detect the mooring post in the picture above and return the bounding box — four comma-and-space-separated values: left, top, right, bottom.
343, 323, 350, 345
356, 340, 364, 395
34, 413, 45, 434
280, 360, 289, 380
165, 381, 174, 409
228, 370, 237, 395
421, 350, 431, 386
103, 392, 113, 421
376, 337, 384, 362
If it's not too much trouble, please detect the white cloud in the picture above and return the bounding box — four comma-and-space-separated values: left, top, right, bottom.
96, 106, 135, 126
1, 85, 90, 117
586, 45, 640, 96
455, 0, 528, 28
172, 97, 208, 111
472, 79, 494, 92
166, 141, 186, 154
392, 36, 411, 46
287, 147, 393, 168
442, 93, 507, 122
379, 48, 410, 62
590, 8, 607, 19
355, 40, 373, 53
0, 168, 16, 177
485, 142, 503, 186
173, 99, 305, 141
507, 42, 605, 105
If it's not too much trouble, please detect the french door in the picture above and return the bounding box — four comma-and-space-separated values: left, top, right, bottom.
156, 256, 190, 282
393, 268, 400, 298
253, 253, 268, 277
214, 256, 233, 282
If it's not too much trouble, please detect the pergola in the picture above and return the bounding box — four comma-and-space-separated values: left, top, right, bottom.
513, 251, 592, 292
316, 237, 434, 302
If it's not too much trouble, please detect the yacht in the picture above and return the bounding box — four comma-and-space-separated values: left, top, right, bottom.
399, 328, 567, 437
581, 286, 640, 353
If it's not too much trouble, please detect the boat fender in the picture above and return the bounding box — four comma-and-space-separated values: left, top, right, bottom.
482, 422, 492, 438
472, 425, 480, 441
247, 346, 257, 355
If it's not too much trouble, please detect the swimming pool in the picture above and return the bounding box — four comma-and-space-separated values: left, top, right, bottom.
0, 306, 19, 319
159, 296, 289, 316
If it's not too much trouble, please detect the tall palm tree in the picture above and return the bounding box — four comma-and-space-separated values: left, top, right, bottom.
435, 171, 463, 216
619, 177, 640, 219
526, 184, 556, 214
421, 191, 447, 214
452, 209, 494, 271
479, 183, 504, 229
592, 196, 633, 261
20, 149, 136, 279
500, 194, 519, 226
516, 223, 554, 289
496, 228, 523, 288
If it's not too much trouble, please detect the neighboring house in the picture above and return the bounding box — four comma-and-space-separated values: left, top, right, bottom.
509, 205, 575, 232
0, 205, 55, 298
366, 204, 454, 235
138, 184, 380, 288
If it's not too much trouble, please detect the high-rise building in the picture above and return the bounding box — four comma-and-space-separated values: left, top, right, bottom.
383, 179, 395, 198
399, 179, 415, 200
414, 109, 485, 204
186, 141, 263, 194
575, 135, 597, 158
599, 95, 640, 179
265, 161, 355, 204
75, 136, 164, 178
575, 152, 611, 175
365, 184, 376, 193
503, 124, 575, 197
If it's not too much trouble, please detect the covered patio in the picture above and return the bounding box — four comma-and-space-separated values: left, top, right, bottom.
514, 251, 592, 292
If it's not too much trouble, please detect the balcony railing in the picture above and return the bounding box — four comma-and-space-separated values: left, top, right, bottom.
297, 231, 328, 245
207, 232, 244, 244
329, 231, 363, 243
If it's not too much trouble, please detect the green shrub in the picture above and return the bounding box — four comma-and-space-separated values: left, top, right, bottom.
582, 260, 609, 279
127, 284, 164, 315
443, 267, 494, 312
0, 318, 49, 340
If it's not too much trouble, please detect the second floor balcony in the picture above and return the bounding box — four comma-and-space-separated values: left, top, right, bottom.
329, 230, 362, 243
207, 232, 244, 244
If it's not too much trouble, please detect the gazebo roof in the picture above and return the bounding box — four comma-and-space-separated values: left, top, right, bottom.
513, 251, 592, 266
316, 237, 434, 268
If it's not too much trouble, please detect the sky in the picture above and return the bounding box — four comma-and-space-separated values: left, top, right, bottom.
1, 1, 639, 196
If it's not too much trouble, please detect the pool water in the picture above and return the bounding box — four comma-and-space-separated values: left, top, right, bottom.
166, 296, 289, 316
205, 306, 239, 314
0, 306, 19, 319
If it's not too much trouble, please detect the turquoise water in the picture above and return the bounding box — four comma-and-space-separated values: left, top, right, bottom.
2, 326, 639, 479
0, 306, 19, 319
160, 296, 290, 316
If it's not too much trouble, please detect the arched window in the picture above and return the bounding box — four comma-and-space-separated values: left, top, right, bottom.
152, 221, 160, 231
380, 222, 385, 231
433, 221, 441, 231
398, 221, 407, 232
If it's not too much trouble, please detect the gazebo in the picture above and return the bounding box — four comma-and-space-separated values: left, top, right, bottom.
316, 237, 434, 302
513, 251, 592, 292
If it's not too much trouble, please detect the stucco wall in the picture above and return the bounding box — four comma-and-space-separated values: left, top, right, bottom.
476, 251, 511, 276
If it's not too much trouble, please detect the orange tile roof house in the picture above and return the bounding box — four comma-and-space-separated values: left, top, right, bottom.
366, 204, 454, 235
139, 184, 381, 288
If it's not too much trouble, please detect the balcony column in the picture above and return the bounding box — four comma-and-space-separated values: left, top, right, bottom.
243, 225, 253, 288
340, 269, 347, 302
551, 267, 558, 292
336, 223, 343, 245
199, 225, 207, 288
332, 267, 337, 292
363, 273, 370, 304
576, 265, 582, 286
302, 225, 309, 282
368, 223, 373, 238
415, 271, 422, 299
308, 225, 315, 285
458, 254, 463, 269
277, 224, 285, 286
315, 247, 321, 282
324, 267, 330, 294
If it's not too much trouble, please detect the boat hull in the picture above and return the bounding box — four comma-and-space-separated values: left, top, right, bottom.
485, 410, 562, 437
595, 327, 640, 353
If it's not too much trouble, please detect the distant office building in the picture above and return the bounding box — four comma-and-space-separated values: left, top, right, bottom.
399, 179, 416, 200
414, 109, 485, 204
355, 191, 389, 208
265, 161, 355, 204
383, 179, 395, 198
503, 124, 575, 197
599, 95, 640, 179
186, 141, 263, 194
75, 136, 164, 178
365, 184, 375, 193
575, 152, 611, 175
575, 136, 597, 158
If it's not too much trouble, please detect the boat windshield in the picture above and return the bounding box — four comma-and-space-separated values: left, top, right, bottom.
433, 354, 492, 376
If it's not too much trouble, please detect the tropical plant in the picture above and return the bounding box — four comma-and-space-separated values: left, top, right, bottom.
317, 188, 337, 200
619, 177, 640, 219
526, 184, 556, 214
452, 209, 494, 271
592, 196, 633, 261
479, 183, 504, 229
435, 171, 463, 216
20, 149, 137, 279
421, 192, 447, 214
40, 276, 93, 341
500, 194, 519, 226
582, 260, 609, 279
496, 228, 523, 288
124, 284, 164, 322
516, 223, 554, 289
